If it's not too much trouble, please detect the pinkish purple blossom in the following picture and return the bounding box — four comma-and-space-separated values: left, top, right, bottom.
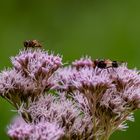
0, 49, 140, 140
11, 49, 62, 92
72, 56, 94, 69
8, 117, 64, 140
27, 94, 93, 139
8, 117, 33, 140
0, 49, 62, 122
0, 49, 62, 100
52, 59, 140, 139
0, 69, 37, 102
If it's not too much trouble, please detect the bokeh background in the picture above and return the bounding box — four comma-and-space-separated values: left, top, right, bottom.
0, 0, 140, 139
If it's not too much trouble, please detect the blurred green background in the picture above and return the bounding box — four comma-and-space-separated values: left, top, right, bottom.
0, 0, 140, 139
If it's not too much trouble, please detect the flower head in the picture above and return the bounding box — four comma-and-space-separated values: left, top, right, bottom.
0, 49, 62, 122
52, 60, 140, 138
0, 69, 37, 99
11, 49, 62, 87
72, 56, 93, 69
8, 116, 64, 140
2, 48, 140, 140
7, 117, 33, 140
27, 94, 93, 139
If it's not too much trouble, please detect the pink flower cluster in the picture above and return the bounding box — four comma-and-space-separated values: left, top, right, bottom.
8, 117, 64, 140
0, 49, 62, 109
0, 49, 140, 140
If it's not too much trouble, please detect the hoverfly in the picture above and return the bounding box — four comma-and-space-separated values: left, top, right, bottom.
23, 40, 42, 50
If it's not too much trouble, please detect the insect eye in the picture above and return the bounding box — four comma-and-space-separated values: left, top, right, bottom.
97, 61, 106, 68
24, 41, 28, 47
112, 61, 118, 68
